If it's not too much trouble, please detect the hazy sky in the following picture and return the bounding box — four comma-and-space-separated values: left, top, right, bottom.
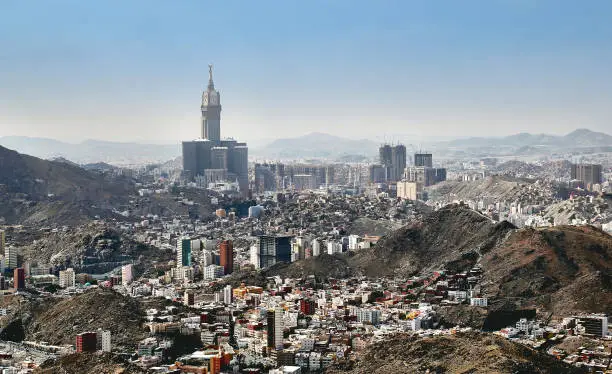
1, 0, 612, 144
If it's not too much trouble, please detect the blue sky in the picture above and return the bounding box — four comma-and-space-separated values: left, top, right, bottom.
1, 0, 612, 144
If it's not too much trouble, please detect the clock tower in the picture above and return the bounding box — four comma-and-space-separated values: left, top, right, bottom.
201, 64, 222, 143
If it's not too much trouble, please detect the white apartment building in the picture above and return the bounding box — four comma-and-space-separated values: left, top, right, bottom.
59, 268, 76, 288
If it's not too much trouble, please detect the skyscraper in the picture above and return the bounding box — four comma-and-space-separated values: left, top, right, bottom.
378, 144, 406, 182
219, 240, 233, 275
182, 65, 249, 197
177, 238, 192, 267
391, 144, 406, 181
267, 307, 284, 350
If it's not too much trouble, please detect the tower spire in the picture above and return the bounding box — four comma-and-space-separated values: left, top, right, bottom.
208, 64, 215, 90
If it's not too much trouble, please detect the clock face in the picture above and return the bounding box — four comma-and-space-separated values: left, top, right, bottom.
202, 93, 209, 105
209, 94, 218, 105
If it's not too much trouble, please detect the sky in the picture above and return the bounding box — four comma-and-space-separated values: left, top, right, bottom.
1, 0, 612, 145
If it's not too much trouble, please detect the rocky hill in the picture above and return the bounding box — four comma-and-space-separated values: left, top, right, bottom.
0, 145, 135, 225
266, 254, 355, 280
25, 288, 148, 349
11, 222, 172, 274
347, 204, 515, 276
327, 331, 585, 374
480, 225, 612, 317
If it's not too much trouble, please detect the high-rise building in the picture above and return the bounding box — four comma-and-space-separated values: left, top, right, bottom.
219, 240, 233, 275
223, 285, 232, 305
414, 153, 433, 168
76, 332, 98, 353
0, 230, 5, 260
59, 268, 76, 288
97, 329, 111, 352
5, 246, 18, 270
182, 65, 249, 197
13, 268, 25, 290
121, 264, 133, 286
267, 307, 284, 350
571, 164, 602, 189
379, 144, 406, 182
177, 238, 192, 267
390, 145, 406, 181
253, 236, 292, 269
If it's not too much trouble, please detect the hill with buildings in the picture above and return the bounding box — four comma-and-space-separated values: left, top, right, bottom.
0, 145, 135, 225
12, 222, 173, 274
348, 204, 515, 276
327, 331, 585, 374
24, 288, 149, 349
35, 353, 147, 374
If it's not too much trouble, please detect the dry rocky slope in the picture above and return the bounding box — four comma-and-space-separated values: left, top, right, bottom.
480, 225, 612, 316
13, 223, 172, 274
25, 288, 148, 349
327, 331, 586, 374
0, 145, 134, 225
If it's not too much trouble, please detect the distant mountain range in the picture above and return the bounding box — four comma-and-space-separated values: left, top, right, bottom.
0, 136, 180, 165
442, 128, 612, 148
2, 128, 611, 164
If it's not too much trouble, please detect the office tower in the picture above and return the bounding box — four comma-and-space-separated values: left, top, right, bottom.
76, 332, 98, 353
219, 240, 233, 275
182, 139, 212, 177
414, 153, 433, 168
201, 64, 222, 142
254, 236, 292, 269
379, 144, 393, 169
391, 144, 406, 181
379, 144, 406, 182
177, 238, 192, 267
571, 164, 603, 189
369, 164, 386, 183
267, 307, 284, 350
121, 264, 133, 286
59, 268, 76, 288
13, 268, 25, 290
5, 246, 17, 270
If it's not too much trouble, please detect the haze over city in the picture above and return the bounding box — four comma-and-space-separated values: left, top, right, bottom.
2, 0, 612, 144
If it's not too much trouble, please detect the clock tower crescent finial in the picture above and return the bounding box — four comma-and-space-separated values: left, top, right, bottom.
208, 64, 214, 90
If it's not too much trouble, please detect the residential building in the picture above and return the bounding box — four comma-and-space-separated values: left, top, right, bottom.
76, 332, 97, 353
13, 268, 25, 290
59, 268, 76, 288
571, 164, 603, 189
122, 264, 133, 286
